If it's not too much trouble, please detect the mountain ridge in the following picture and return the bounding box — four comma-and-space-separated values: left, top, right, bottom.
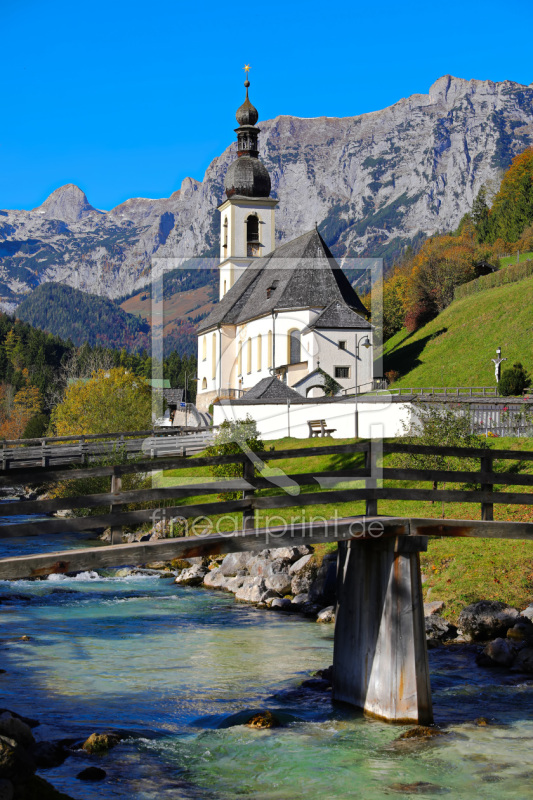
1, 74, 533, 311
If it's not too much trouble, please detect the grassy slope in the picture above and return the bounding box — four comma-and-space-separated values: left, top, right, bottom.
383, 274, 533, 387
499, 250, 533, 268
157, 436, 533, 620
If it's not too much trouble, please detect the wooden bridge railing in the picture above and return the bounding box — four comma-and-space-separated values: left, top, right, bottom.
0, 426, 215, 470
0, 440, 532, 542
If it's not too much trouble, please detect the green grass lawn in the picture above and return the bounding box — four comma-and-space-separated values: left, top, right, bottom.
383, 274, 533, 387
155, 436, 533, 619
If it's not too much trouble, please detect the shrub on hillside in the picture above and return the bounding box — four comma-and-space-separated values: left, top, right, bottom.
498, 363, 531, 397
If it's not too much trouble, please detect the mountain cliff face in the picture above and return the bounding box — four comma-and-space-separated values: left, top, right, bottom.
1, 75, 533, 311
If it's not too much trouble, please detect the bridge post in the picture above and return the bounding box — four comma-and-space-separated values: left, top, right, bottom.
242, 459, 255, 532
110, 468, 123, 545
332, 535, 433, 724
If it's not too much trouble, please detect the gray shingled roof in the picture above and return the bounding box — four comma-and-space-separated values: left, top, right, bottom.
306, 300, 371, 330
233, 377, 304, 403
197, 229, 368, 333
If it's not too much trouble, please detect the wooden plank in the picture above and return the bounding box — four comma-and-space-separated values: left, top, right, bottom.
369, 487, 533, 505
380, 467, 533, 487
0, 516, 410, 580
0, 498, 252, 538
110, 470, 123, 545
0, 480, 253, 516
365, 442, 378, 517
242, 460, 255, 532
383, 442, 533, 461
481, 453, 494, 521
410, 518, 533, 540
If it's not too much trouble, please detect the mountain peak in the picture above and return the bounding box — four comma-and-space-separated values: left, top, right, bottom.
35, 184, 99, 223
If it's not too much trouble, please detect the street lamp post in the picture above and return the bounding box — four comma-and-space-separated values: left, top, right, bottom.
354, 334, 371, 439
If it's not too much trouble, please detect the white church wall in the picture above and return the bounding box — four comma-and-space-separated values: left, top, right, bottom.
312, 330, 373, 392
232, 309, 315, 391
213, 400, 412, 440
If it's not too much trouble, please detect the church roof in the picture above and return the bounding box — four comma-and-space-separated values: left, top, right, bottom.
233, 376, 304, 403
306, 299, 371, 330
197, 229, 368, 333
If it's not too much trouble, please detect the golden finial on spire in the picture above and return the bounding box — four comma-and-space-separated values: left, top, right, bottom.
243, 64, 251, 90
243, 64, 251, 74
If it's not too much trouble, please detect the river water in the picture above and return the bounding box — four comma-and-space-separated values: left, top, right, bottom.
1, 520, 533, 799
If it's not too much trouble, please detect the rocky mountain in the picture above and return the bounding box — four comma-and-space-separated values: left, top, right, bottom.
1, 75, 533, 312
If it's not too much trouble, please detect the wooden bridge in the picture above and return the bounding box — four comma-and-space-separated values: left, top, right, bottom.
0, 426, 215, 470
0, 438, 532, 726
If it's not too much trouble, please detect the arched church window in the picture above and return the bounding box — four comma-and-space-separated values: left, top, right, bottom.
223, 280, 227, 296
257, 334, 262, 371
202, 336, 207, 361
267, 330, 273, 368
223, 217, 228, 251
288, 329, 301, 365
212, 333, 217, 380
202, 377, 207, 390
246, 215, 260, 257
247, 337, 252, 374
238, 343, 242, 376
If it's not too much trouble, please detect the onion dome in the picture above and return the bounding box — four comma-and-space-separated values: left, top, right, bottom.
236, 83, 259, 126
225, 156, 271, 198
224, 68, 272, 200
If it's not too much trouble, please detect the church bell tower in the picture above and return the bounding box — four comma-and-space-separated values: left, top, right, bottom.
218, 67, 277, 300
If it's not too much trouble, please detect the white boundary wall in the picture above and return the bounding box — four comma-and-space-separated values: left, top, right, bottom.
213, 400, 412, 439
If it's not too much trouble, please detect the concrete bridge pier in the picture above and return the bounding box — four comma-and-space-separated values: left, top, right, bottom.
332, 535, 433, 724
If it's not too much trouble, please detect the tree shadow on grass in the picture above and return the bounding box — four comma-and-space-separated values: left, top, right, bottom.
384, 328, 448, 378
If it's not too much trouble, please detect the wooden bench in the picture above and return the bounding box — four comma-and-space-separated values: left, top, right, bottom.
308, 419, 337, 438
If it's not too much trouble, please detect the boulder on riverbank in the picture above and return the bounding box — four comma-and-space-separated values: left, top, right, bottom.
198, 545, 336, 618
174, 564, 208, 586
458, 601, 519, 642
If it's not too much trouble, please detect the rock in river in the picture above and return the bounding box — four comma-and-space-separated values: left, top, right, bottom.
82, 732, 121, 755
477, 638, 517, 668
317, 606, 335, 623
77, 766, 107, 781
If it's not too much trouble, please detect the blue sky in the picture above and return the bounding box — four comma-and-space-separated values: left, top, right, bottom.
1, 0, 532, 210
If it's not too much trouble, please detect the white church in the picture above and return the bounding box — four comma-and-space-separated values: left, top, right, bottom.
195, 74, 379, 436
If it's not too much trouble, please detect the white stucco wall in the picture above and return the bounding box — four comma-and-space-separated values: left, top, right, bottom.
213, 399, 412, 440
197, 310, 374, 402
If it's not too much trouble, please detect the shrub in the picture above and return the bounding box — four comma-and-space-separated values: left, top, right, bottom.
498, 363, 531, 397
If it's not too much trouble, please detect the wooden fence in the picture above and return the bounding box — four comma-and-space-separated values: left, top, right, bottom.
0, 440, 532, 550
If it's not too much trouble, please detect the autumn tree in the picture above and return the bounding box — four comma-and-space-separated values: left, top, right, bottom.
487, 148, 533, 244
0, 380, 42, 439
50, 368, 152, 436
